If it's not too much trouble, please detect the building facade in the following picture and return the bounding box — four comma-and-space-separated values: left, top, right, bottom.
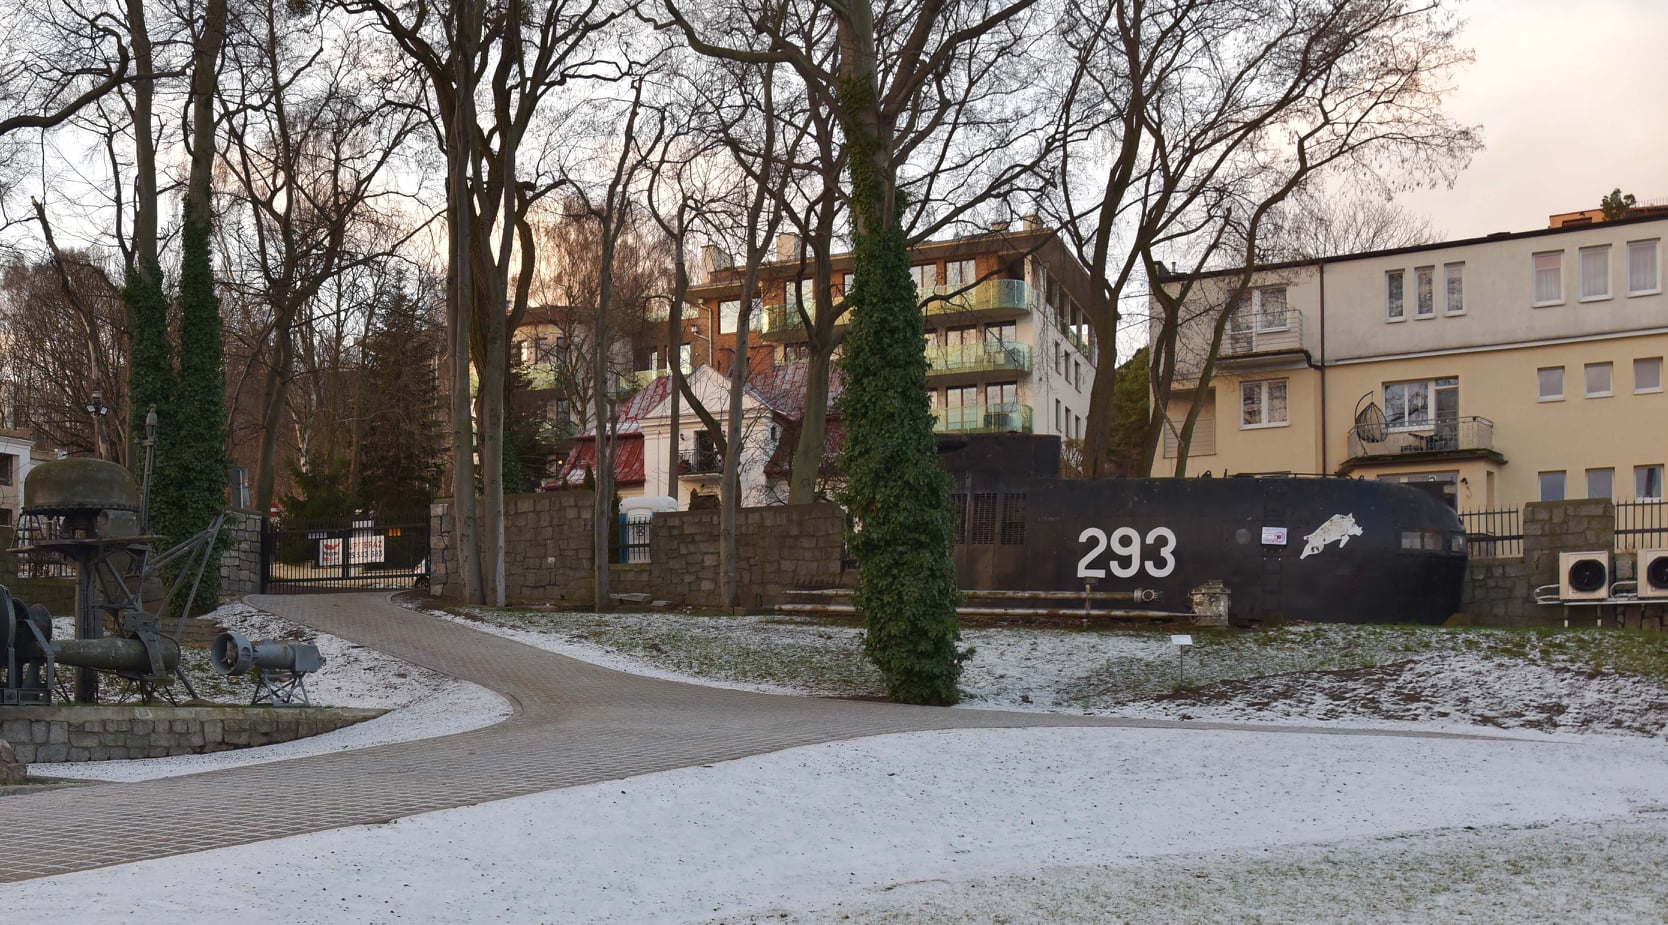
1154, 212, 1668, 512
0, 428, 37, 527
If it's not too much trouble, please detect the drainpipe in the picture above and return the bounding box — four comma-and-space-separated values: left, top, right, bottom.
1317, 261, 1328, 475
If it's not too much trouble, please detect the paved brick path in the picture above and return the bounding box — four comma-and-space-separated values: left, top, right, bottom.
0, 593, 1506, 883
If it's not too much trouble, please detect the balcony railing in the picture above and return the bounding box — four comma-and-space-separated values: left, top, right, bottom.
678, 447, 722, 475
758, 278, 1037, 337
1346, 416, 1494, 460
926, 342, 1032, 377
1223, 311, 1304, 359
933, 402, 1034, 434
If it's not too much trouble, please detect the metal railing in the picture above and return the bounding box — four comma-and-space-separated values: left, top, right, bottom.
618, 515, 651, 564
1616, 499, 1668, 551
759, 278, 1037, 337
678, 447, 722, 475
932, 402, 1034, 434
1223, 310, 1304, 358
1346, 416, 1494, 460
1461, 508, 1522, 559
926, 342, 1032, 376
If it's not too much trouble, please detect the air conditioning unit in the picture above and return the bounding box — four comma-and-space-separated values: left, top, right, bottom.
1559, 551, 1611, 601
1639, 548, 1668, 600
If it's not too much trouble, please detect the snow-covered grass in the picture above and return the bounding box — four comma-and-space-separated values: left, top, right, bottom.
29, 601, 511, 782
6, 726, 1666, 924
432, 603, 1668, 738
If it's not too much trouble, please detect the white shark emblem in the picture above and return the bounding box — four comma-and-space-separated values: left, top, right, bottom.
1300, 513, 1363, 559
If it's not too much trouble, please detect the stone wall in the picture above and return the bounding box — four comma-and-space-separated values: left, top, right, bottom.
219, 510, 262, 595
430, 492, 596, 605
649, 503, 847, 609
0, 525, 14, 588
428, 495, 848, 609
1, 705, 382, 763
1463, 499, 1618, 627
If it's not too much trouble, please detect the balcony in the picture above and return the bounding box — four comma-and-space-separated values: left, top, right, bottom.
678, 447, 723, 476
926, 342, 1032, 378
1342, 416, 1503, 470
933, 402, 1034, 435
758, 278, 1037, 341
1221, 310, 1305, 363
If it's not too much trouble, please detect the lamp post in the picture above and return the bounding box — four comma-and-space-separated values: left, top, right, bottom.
83, 389, 108, 459
688, 323, 712, 369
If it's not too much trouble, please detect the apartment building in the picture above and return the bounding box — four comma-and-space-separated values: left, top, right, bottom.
676, 221, 1100, 443
1153, 212, 1668, 511
0, 428, 36, 527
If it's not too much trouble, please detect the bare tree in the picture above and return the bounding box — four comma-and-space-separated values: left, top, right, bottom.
1049, 0, 1479, 478
1256, 190, 1437, 263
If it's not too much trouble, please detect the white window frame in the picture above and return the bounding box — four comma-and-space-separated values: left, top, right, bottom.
1444, 262, 1465, 315
1586, 468, 1614, 500
1635, 357, 1663, 394
1538, 470, 1566, 502
719, 299, 741, 335
1385, 269, 1405, 321
1537, 366, 1564, 402
1240, 379, 1289, 430
1415, 266, 1435, 318
1584, 362, 1613, 398
1628, 239, 1661, 296
1637, 464, 1665, 501
1532, 251, 1564, 307
1250, 286, 1289, 331
1579, 245, 1612, 302
1383, 377, 1457, 431
910, 264, 936, 292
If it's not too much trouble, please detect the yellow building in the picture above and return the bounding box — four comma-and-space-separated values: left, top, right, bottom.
1154, 213, 1668, 513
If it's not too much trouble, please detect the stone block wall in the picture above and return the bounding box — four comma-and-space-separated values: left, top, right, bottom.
430, 492, 596, 605
219, 510, 262, 595
649, 503, 847, 609
1463, 499, 1617, 627
0, 525, 14, 588
1, 705, 382, 763
428, 495, 847, 610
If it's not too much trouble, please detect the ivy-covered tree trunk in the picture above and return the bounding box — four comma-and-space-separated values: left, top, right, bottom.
834, 57, 962, 705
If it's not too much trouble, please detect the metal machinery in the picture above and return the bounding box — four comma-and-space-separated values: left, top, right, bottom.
1, 445, 223, 705
210, 631, 325, 706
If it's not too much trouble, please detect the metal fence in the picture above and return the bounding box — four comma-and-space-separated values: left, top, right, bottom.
1460, 508, 1522, 559
1616, 500, 1668, 551
618, 515, 651, 564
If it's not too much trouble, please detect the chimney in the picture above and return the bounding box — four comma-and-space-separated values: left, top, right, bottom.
1022, 214, 1041, 231
776, 232, 802, 263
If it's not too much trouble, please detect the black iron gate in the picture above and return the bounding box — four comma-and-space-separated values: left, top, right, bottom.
261, 508, 430, 593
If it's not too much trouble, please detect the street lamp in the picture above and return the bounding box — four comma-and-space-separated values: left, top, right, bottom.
83, 390, 108, 459
688, 324, 712, 369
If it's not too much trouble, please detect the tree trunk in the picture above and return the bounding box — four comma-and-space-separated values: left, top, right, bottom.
447, 0, 483, 604
787, 346, 831, 502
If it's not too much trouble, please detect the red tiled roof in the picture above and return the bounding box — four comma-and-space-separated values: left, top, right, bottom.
551, 433, 646, 488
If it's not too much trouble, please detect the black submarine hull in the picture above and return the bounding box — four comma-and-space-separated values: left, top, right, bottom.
941, 435, 1466, 625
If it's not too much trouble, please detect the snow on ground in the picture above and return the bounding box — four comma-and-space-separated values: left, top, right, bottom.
30, 601, 511, 782
5, 726, 1666, 923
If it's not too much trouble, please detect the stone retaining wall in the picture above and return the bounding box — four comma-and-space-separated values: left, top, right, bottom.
219, 510, 262, 595
1462, 499, 1618, 627
0, 705, 383, 763
429, 494, 848, 609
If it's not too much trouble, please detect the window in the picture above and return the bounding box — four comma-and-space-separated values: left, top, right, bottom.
1241, 379, 1288, 428
1539, 471, 1566, 502
987, 381, 1018, 407
1076, 414, 1084, 439
0, 453, 13, 486
1636, 357, 1663, 394
1074, 360, 1084, 391
1444, 263, 1465, 314
1384, 377, 1457, 428
1579, 245, 1611, 301
678, 344, 693, 373
1385, 269, 1405, 320
719, 299, 741, 335
985, 322, 1016, 346
1638, 464, 1665, 500
1628, 240, 1660, 295
842, 272, 855, 295
1055, 399, 1063, 433
910, 264, 936, 292
1256, 287, 1288, 329
1416, 266, 1435, 317
1533, 251, 1563, 306
1586, 468, 1614, 500
945, 325, 978, 348
944, 259, 976, 288
1064, 356, 1073, 385
1585, 362, 1613, 398
1054, 341, 1063, 374
1537, 366, 1564, 402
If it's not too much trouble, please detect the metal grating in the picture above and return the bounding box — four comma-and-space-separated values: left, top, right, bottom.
970, 492, 998, 545
999, 493, 1026, 546
949, 493, 967, 545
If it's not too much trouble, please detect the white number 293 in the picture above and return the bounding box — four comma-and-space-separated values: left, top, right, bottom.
1076, 526, 1177, 579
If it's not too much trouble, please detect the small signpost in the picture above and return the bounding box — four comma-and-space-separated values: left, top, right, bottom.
1170, 634, 1194, 686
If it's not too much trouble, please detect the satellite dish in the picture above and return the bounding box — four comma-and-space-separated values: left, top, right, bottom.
1353, 393, 1386, 443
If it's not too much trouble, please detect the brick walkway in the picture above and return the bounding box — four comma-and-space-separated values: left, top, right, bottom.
0, 593, 1504, 883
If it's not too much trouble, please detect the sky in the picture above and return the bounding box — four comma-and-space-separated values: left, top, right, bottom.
1396, 0, 1668, 240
